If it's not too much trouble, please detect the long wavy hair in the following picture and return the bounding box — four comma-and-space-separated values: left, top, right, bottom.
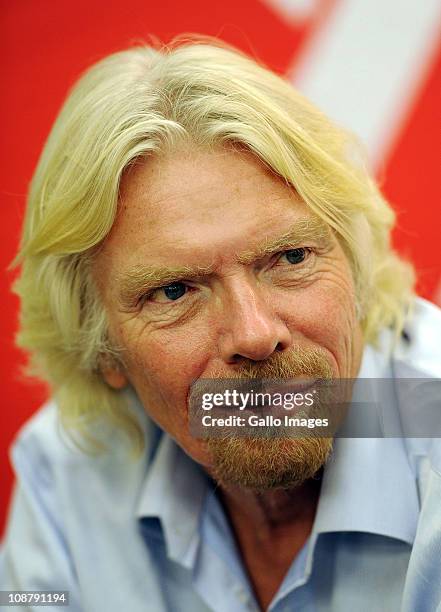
12, 36, 415, 455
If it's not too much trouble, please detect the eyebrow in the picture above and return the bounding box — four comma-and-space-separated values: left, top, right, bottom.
117, 217, 333, 307
236, 217, 333, 265
118, 263, 216, 308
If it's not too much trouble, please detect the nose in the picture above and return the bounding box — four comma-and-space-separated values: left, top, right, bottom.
218, 278, 291, 364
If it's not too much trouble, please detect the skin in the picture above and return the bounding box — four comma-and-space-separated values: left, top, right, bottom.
92, 145, 364, 610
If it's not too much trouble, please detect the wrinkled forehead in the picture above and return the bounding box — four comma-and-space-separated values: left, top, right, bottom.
119, 145, 296, 209
114, 146, 316, 240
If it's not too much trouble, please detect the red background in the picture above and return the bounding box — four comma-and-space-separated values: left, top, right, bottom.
1, 1, 440, 536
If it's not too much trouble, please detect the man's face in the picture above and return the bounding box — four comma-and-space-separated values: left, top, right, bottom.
93, 146, 363, 487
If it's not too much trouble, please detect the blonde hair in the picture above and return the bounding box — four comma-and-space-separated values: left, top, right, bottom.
12, 36, 415, 455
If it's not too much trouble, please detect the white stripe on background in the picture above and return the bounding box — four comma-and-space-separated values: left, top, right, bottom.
263, 0, 318, 22
287, 0, 441, 168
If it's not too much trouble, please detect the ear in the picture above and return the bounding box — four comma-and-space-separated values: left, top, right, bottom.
98, 353, 129, 389
102, 367, 128, 390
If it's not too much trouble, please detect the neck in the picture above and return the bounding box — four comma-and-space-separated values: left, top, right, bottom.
218, 470, 322, 535
214, 472, 323, 611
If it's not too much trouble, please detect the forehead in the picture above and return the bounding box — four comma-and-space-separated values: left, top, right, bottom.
102, 146, 318, 268
120, 146, 301, 214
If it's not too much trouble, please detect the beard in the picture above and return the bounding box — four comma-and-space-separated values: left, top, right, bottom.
199, 346, 336, 492
207, 436, 332, 491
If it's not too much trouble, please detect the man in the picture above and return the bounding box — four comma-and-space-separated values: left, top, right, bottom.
1, 37, 441, 611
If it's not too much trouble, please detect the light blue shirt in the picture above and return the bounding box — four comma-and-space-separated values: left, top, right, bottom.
1, 297, 441, 611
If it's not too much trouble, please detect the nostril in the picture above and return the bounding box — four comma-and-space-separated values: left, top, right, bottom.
230, 341, 284, 364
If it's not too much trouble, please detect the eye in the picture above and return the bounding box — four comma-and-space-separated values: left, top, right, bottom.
148, 282, 188, 303
282, 248, 309, 264
163, 282, 187, 300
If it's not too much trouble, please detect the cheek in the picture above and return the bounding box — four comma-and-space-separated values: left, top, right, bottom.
121, 324, 212, 410
279, 273, 358, 364
120, 328, 215, 467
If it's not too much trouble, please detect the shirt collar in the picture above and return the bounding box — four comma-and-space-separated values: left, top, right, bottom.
135, 431, 208, 568
313, 337, 420, 546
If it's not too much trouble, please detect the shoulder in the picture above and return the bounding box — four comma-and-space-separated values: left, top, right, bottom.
8, 391, 158, 511
394, 297, 441, 377
391, 298, 441, 492
366, 297, 441, 474
3, 395, 164, 603
10, 400, 78, 486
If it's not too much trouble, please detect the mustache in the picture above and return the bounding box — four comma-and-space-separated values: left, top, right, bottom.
208, 346, 334, 381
